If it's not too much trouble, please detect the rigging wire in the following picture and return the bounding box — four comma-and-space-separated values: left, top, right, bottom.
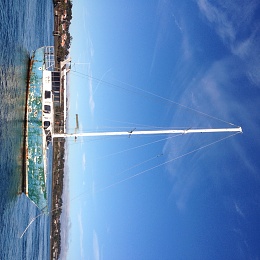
117, 153, 164, 176
19, 213, 44, 238
101, 118, 195, 129
96, 133, 182, 160
19, 131, 240, 238
96, 132, 241, 193
70, 70, 239, 127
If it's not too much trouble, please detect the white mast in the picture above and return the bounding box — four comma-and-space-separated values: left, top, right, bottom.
52, 127, 242, 139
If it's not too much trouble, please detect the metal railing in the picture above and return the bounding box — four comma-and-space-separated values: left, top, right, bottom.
44, 46, 55, 71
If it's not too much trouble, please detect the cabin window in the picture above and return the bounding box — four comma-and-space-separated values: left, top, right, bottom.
52, 81, 60, 87
52, 71, 60, 77
52, 76, 60, 82
45, 91, 51, 99
44, 121, 50, 129
44, 105, 51, 113
54, 95, 60, 102
52, 86, 60, 91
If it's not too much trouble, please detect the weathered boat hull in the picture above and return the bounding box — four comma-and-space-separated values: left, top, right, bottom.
24, 47, 53, 212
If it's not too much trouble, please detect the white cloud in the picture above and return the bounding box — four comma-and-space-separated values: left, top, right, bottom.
78, 210, 85, 259
197, 0, 235, 42
79, 34, 95, 116
196, 57, 260, 178
230, 137, 259, 178
82, 152, 86, 171
163, 54, 257, 210
197, 0, 260, 85
176, 15, 193, 61
88, 35, 94, 59
234, 201, 246, 218
150, 0, 179, 74
93, 230, 100, 260
172, 13, 182, 32
88, 68, 95, 116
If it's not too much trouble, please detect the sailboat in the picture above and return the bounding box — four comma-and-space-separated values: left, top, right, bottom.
24, 46, 242, 212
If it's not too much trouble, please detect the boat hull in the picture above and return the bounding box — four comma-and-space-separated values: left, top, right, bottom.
24, 47, 52, 212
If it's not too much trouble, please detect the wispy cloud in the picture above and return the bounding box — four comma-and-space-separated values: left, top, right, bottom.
173, 14, 193, 61
181, 27, 192, 61
163, 54, 257, 210
88, 67, 95, 116
172, 13, 182, 32
85, 34, 95, 116
234, 201, 246, 218
149, 0, 196, 76
82, 152, 86, 171
78, 210, 85, 259
87, 34, 95, 59
197, 0, 236, 42
93, 230, 100, 260
150, 0, 179, 74
197, 0, 260, 85
230, 136, 259, 179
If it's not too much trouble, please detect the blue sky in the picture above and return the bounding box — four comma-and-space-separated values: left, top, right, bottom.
62, 1, 260, 259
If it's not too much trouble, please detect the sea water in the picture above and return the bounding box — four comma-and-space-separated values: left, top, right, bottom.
0, 0, 54, 259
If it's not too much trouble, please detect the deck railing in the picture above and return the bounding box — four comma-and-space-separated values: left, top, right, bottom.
44, 46, 55, 71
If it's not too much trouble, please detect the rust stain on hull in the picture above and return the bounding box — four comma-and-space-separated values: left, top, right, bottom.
22, 57, 34, 194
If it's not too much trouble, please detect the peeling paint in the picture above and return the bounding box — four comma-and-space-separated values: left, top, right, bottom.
25, 47, 48, 212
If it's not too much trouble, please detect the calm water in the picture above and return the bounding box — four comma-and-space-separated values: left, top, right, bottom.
0, 1, 54, 259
